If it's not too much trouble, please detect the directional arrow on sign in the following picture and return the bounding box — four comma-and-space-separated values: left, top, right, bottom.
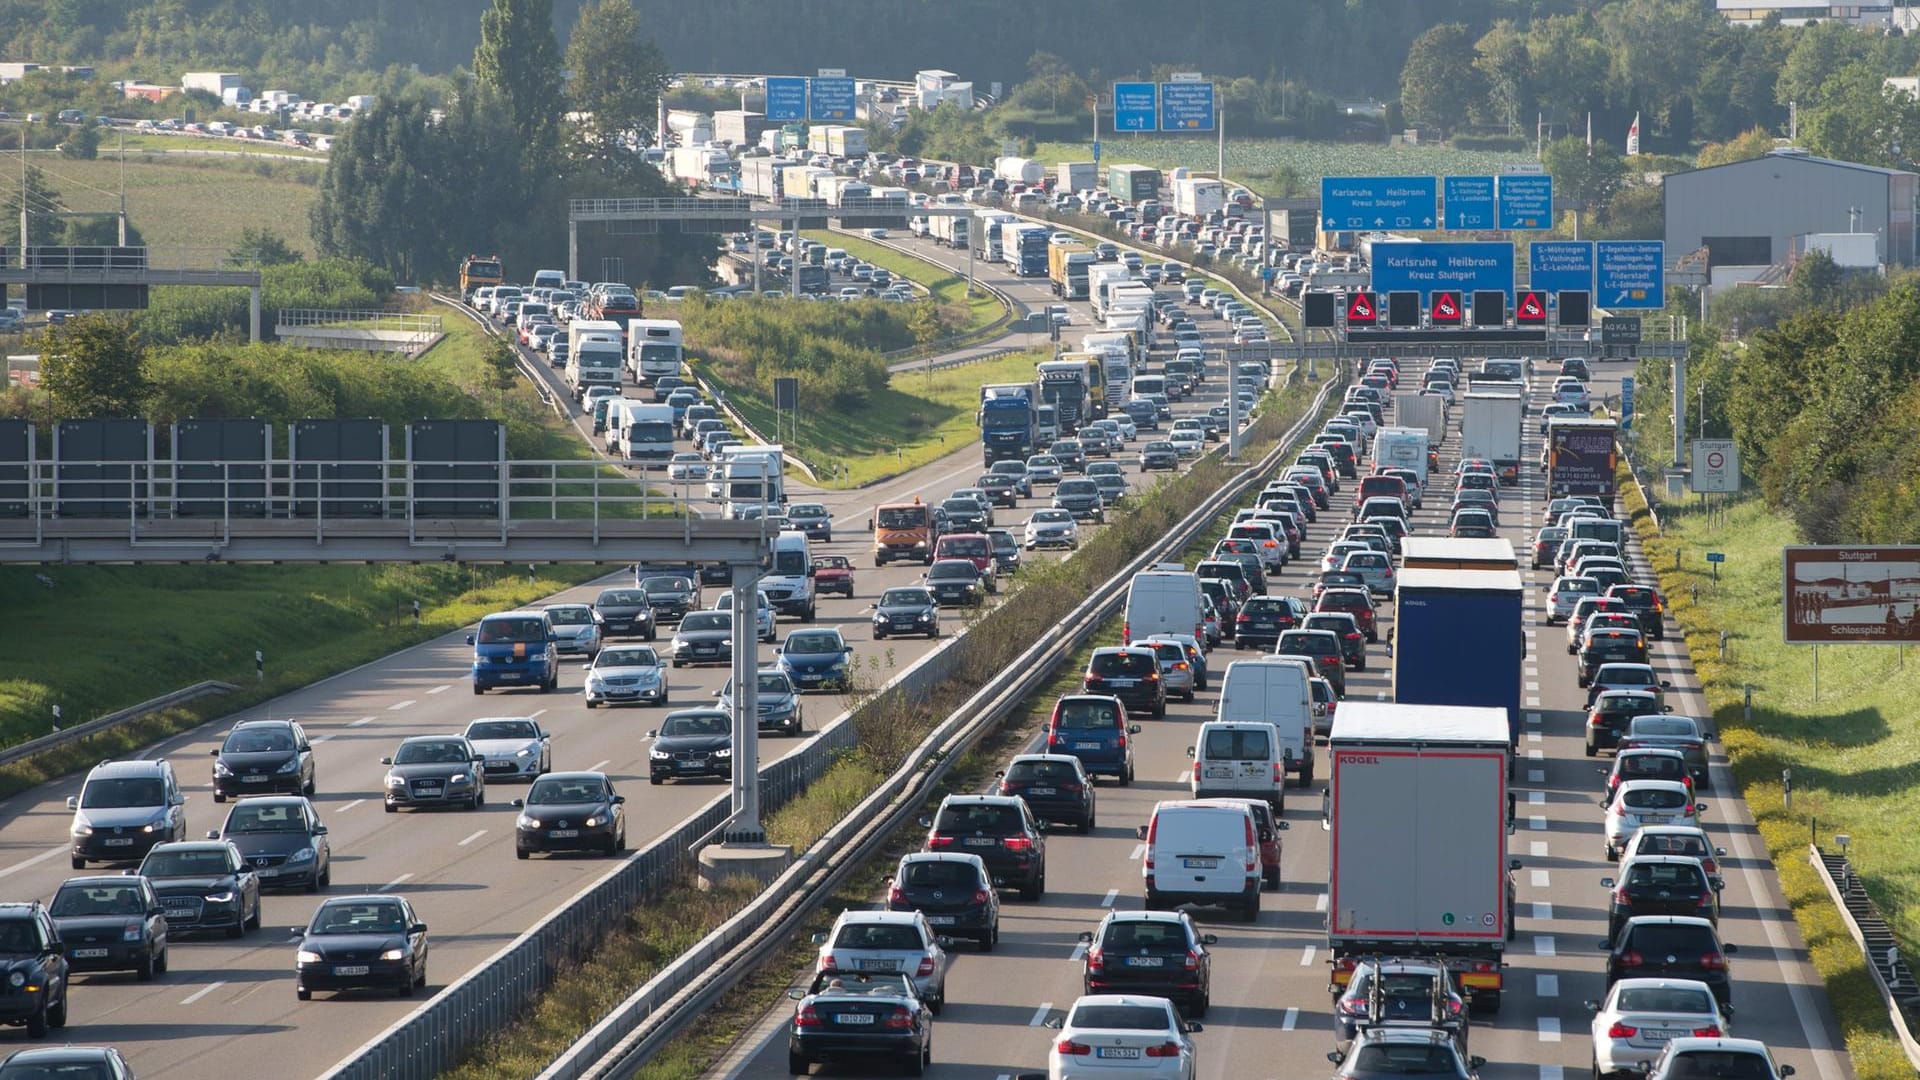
1614, 291, 1629, 304
1374, 218, 1385, 227
1423, 217, 1434, 227
1324, 217, 1336, 228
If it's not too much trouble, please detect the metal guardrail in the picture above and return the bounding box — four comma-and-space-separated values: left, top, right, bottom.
0, 680, 235, 768
544, 362, 1346, 1079
1811, 844, 1920, 1069
428, 293, 565, 419
276, 309, 442, 333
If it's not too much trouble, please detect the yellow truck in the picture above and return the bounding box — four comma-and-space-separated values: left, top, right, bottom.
1048, 242, 1095, 300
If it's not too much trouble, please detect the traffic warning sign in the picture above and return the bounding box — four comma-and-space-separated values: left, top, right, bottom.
1429, 290, 1462, 325
1345, 291, 1377, 327
1515, 290, 1547, 325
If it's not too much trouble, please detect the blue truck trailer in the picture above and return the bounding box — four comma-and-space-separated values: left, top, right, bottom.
1392, 568, 1526, 758
978, 383, 1039, 465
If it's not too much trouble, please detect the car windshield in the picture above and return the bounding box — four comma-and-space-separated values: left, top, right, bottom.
1032, 511, 1072, 523
81, 777, 164, 809
1622, 755, 1687, 780
597, 590, 647, 607
832, 922, 924, 951
223, 727, 295, 753
395, 740, 470, 765
0, 920, 40, 954
1599, 668, 1655, 685
141, 849, 229, 877
1349, 1044, 1461, 1073
311, 902, 407, 935
547, 606, 591, 625
880, 589, 930, 607
1623, 788, 1692, 810
1204, 728, 1272, 759
901, 859, 980, 888
790, 504, 827, 519
527, 776, 608, 804
1054, 698, 1120, 730
877, 507, 927, 528
1637, 833, 1710, 859
1628, 862, 1705, 890
1102, 920, 1186, 950
1090, 651, 1155, 676
942, 538, 990, 557
749, 673, 791, 695
1007, 758, 1080, 782
478, 616, 546, 643
640, 575, 691, 595
598, 647, 659, 667
1069, 1004, 1169, 1031
935, 802, 1022, 836
662, 712, 729, 737
784, 632, 843, 656
1633, 719, 1697, 738
681, 612, 729, 632
1623, 923, 1718, 956
225, 803, 305, 833
1662, 1052, 1775, 1080
812, 971, 914, 997
467, 720, 538, 741
50, 883, 145, 917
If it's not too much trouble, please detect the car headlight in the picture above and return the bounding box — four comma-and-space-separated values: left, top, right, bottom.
585, 676, 605, 691
205, 891, 235, 903
830, 659, 849, 672
297, 949, 322, 965
714, 747, 733, 759
649, 749, 670, 760
6, 972, 21, 988
584, 814, 606, 828
918, 612, 933, 622
450, 772, 474, 785
276, 759, 300, 774
386, 774, 406, 787
515, 748, 533, 758
123, 925, 144, 941
379, 948, 406, 961
213, 760, 233, 777
911, 540, 926, 549
71, 822, 92, 837
518, 815, 539, 829
289, 847, 315, 863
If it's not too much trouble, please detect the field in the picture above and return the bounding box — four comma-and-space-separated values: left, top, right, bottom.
108, 132, 327, 159
804, 230, 1004, 335
698, 349, 1048, 488
31, 149, 322, 256
1634, 492, 1916, 1079
1033, 138, 1530, 195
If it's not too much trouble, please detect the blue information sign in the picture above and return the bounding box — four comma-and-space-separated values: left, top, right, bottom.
1596, 240, 1666, 309
1442, 176, 1495, 231
1496, 174, 1553, 230
808, 76, 855, 122
1368, 241, 1515, 300
765, 77, 807, 122
1706, 552, 1725, 564
1159, 81, 1216, 131
1113, 82, 1157, 132
1320, 176, 1438, 231
1529, 241, 1594, 297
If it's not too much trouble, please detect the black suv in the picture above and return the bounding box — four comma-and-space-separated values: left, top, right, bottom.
997, 753, 1097, 831
592, 587, 657, 640
0, 903, 69, 1037
1079, 910, 1216, 1016
886, 852, 1001, 950
1578, 627, 1649, 686
1604, 916, 1737, 1006
1083, 647, 1166, 719
1585, 690, 1669, 757
922, 795, 1048, 900
210, 719, 316, 802
1277, 629, 1348, 696
1605, 584, 1667, 641
1602, 856, 1720, 942
1234, 596, 1304, 651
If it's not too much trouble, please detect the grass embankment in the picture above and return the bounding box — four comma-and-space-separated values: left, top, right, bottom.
699, 349, 1049, 489
35, 150, 320, 254
1030, 138, 1520, 197
110, 133, 327, 159
803, 230, 1006, 336
437, 374, 1330, 1080
1624, 483, 1914, 1079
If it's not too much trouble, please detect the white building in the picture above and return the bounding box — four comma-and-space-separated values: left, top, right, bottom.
1715, 0, 1894, 27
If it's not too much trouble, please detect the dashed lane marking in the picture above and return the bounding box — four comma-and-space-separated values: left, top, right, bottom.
1534, 935, 1556, 957
458, 830, 486, 847
1530, 870, 1550, 888
1101, 889, 1118, 907
380, 873, 413, 891
1300, 946, 1317, 966
337, 799, 365, 813
387, 700, 415, 711
1282, 1007, 1299, 1031
1029, 1002, 1053, 1026
350, 716, 375, 727
427, 684, 451, 695
180, 981, 226, 1005
1533, 901, 1554, 921
1538, 1017, 1562, 1042
1538, 973, 1559, 998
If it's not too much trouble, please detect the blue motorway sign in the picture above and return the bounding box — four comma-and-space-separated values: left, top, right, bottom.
1442, 176, 1495, 231
1321, 176, 1438, 231
1113, 82, 1158, 132
808, 76, 856, 122
1496, 174, 1553, 230
1369, 241, 1515, 300
765, 77, 807, 122
1160, 81, 1216, 131
1529, 241, 1594, 297
1596, 240, 1666, 309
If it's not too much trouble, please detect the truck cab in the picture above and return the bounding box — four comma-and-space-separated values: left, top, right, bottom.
873, 499, 935, 567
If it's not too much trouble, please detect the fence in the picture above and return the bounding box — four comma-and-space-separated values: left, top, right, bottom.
276, 308, 443, 355
0, 680, 235, 769
1811, 843, 1920, 1069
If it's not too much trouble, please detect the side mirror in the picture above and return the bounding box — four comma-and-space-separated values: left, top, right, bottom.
205, 830, 219, 839
1035, 820, 1051, 833
712, 689, 723, 697
314, 825, 328, 836
787, 988, 807, 1000
1185, 746, 1195, 758
1778, 1067, 1792, 1078
1599, 940, 1613, 950
411, 923, 428, 935
774, 645, 783, 654
472, 754, 486, 763
465, 634, 476, 646
1660, 680, 1673, 689
66, 796, 78, 811
1185, 1021, 1204, 1033
208, 748, 220, 757
1715, 847, 1727, 856
1703, 731, 1718, 741
511, 798, 525, 808
1327, 1051, 1344, 1065
380, 757, 394, 766
1662, 705, 1675, 713
1696, 803, 1709, 813
1127, 724, 1142, 734
1509, 859, 1522, 871
1584, 999, 1600, 1012
646, 730, 659, 739
917, 816, 932, 829
935, 935, 956, 948
1276, 821, 1290, 831
1723, 942, 1738, 954
1469, 1057, 1487, 1070
1601, 877, 1616, 889
582, 664, 593, 671
810, 932, 827, 945
1135, 824, 1149, 841
1042, 1017, 1063, 1031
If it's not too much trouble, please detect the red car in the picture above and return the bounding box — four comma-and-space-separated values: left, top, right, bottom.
810, 555, 854, 598
1314, 587, 1378, 642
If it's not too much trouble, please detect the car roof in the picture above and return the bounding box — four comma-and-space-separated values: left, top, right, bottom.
1620, 853, 1707, 869
1617, 780, 1695, 795
939, 793, 1024, 808
898, 851, 987, 867
1100, 909, 1189, 926
86, 759, 168, 779
1620, 915, 1718, 929
832, 909, 923, 926
536, 770, 609, 783
0, 1048, 121, 1063
231, 718, 296, 730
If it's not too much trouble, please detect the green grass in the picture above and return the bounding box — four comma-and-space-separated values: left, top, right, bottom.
1627, 486, 1916, 1079
803, 231, 1005, 334
32, 150, 320, 255
699, 349, 1050, 488
1033, 138, 1532, 196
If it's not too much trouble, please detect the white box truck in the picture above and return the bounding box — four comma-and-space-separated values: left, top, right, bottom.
565, 320, 625, 400
1461, 392, 1525, 486
625, 318, 683, 386
1056, 161, 1098, 193
1372, 426, 1430, 486
928, 211, 970, 248
1327, 701, 1515, 1013
1392, 391, 1446, 445
718, 444, 786, 519
1172, 176, 1225, 219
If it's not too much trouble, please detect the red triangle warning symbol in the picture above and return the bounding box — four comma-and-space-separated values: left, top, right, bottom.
1517, 291, 1546, 322
1435, 295, 1457, 318
1347, 293, 1374, 321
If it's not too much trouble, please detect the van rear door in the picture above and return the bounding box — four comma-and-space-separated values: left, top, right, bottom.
1153, 808, 1237, 895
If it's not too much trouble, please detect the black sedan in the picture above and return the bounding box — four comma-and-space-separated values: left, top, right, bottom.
48, 875, 169, 980
637, 573, 700, 623
209, 718, 315, 802
648, 709, 733, 785
592, 587, 656, 640
294, 894, 429, 1000
976, 472, 1021, 508
207, 795, 331, 891
786, 970, 934, 1076
669, 609, 734, 668
996, 753, 1097, 831
939, 497, 989, 532
872, 587, 940, 639
136, 841, 261, 938
886, 852, 1000, 950
1329, 1027, 1485, 1080
513, 771, 626, 857
924, 559, 988, 607
1079, 910, 1217, 1016
381, 735, 487, 811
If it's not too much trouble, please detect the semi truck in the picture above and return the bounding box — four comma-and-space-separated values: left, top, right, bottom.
977, 383, 1039, 465
666, 109, 713, 145
1048, 242, 1095, 299
994, 156, 1045, 185
806, 124, 867, 159
1056, 161, 1097, 193
1080, 333, 1137, 399
1371, 426, 1429, 486
739, 156, 794, 200
1460, 392, 1524, 486
1088, 265, 1134, 319
565, 320, 625, 400
928, 211, 970, 248
1326, 701, 1515, 1014
1546, 417, 1619, 505
1392, 568, 1525, 751
1392, 391, 1446, 446
667, 145, 731, 190
1005, 223, 1051, 277
1399, 538, 1518, 572
974, 212, 1017, 262
1109, 163, 1159, 202
1172, 176, 1225, 219
1036, 359, 1094, 432
713, 109, 766, 147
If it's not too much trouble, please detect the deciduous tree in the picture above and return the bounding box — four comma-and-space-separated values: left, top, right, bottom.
41, 315, 149, 419
565, 0, 670, 167
1398, 23, 1484, 135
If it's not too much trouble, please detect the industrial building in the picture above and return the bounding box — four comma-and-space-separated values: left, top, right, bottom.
1663, 148, 1919, 279
1715, 0, 1894, 26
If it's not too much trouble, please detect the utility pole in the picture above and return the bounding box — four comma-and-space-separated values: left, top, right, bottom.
117, 130, 126, 246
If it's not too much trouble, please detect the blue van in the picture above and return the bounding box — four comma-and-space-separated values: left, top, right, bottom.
1044, 694, 1141, 783
467, 609, 559, 694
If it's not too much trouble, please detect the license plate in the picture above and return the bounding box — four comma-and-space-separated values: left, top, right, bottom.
256, 866, 278, 877
71, 948, 109, 959
964, 837, 996, 847
1107, 678, 1136, 687
694, 645, 715, 653
1027, 787, 1057, 796
416, 785, 442, 794
1182, 858, 1218, 869
103, 838, 134, 846
856, 959, 896, 971
1643, 1030, 1677, 1042
1073, 740, 1102, 749
243, 775, 269, 783
549, 829, 579, 839
1205, 767, 1233, 779
1123, 956, 1165, 968
1098, 1047, 1143, 1060
333, 964, 370, 976
499, 672, 524, 681
836, 1013, 876, 1025
678, 760, 704, 769
926, 915, 956, 926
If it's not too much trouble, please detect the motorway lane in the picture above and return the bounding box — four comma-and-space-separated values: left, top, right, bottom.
0, 251, 1239, 1076
723, 358, 1853, 1080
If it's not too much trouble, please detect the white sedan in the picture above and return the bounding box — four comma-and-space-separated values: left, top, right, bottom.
1603, 780, 1706, 859
666, 453, 708, 482
1587, 978, 1729, 1078
1045, 994, 1199, 1080
1024, 508, 1079, 550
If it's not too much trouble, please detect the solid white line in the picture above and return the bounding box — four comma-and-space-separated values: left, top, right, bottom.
1299, 946, 1316, 966
180, 980, 226, 1005
1534, 935, 1556, 957
336, 798, 365, 813
1028, 1002, 1053, 1026
427, 684, 451, 695
387, 700, 415, 711
0, 845, 70, 882
1533, 901, 1554, 921
589, 759, 611, 773
350, 716, 375, 727
530, 708, 548, 718
1538, 1017, 1561, 1042
457, 830, 487, 847
1315, 893, 1330, 912
1537, 973, 1560, 998
1282, 1007, 1299, 1031
1129, 843, 1146, 861
380, 873, 413, 891
1101, 888, 1118, 908
1530, 841, 1549, 858
1171, 768, 1191, 783
1068, 943, 1087, 961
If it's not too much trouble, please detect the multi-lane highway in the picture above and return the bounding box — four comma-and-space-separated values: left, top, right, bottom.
0, 234, 1254, 1076
715, 357, 1855, 1079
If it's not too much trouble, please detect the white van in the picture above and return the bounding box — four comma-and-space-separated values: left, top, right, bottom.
1215, 658, 1315, 787
600, 396, 649, 454
1123, 567, 1206, 645
759, 529, 816, 621
610, 401, 676, 464
1189, 719, 1286, 811
1135, 799, 1264, 921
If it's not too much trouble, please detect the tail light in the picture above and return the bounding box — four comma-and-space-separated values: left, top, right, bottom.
973, 887, 992, 905
1047, 730, 1062, 749
1696, 891, 1715, 910
1619, 950, 1644, 968
1236, 613, 1251, 624
1122, 621, 1130, 641
1062, 782, 1083, 793
1692, 1025, 1723, 1037
1606, 1021, 1638, 1039
1612, 885, 1631, 905
1116, 734, 1128, 751
1470, 961, 1498, 974
1700, 951, 1727, 970
1144, 815, 1159, 870
1145, 1042, 1183, 1058
927, 835, 955, 850
882, 1006, 915, 1030
1056, 1039, 1092, 1056
1700, 856, 1718, 874
888, 884, 906, 907
1273, 763, 1285, 784
1345, 632, 1361, 642
1184, 950, 1202, 971
1087, 947, 1105, 973
1245, 816, 1259, 870
1174, 662, 1189, 671
1003, 836, 1033, 853
1337, 957, 1359, 972
915, 956, 935, 977
1339, 997, 1368, 1015
795, 1004, 824, 1028
1146, 672, 1160, 682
